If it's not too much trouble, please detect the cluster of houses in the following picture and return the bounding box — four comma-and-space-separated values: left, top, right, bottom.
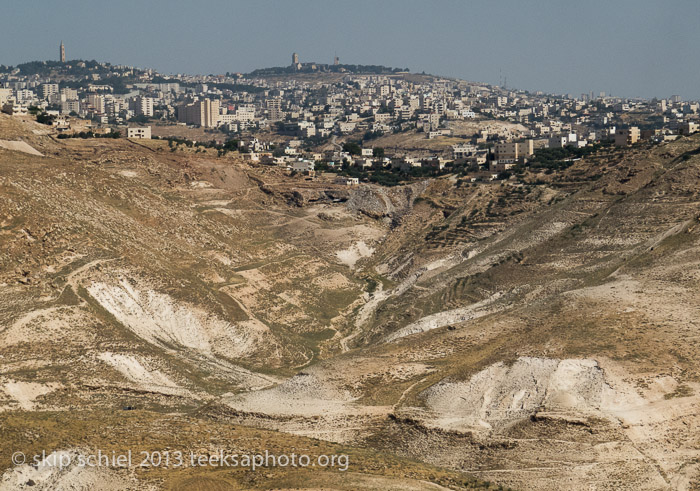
2, 52, 699, 183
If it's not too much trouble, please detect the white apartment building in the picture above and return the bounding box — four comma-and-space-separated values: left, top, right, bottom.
234, 104, 256, 122
61, 100, 80, 114
87, 94, 105, 114
0, 88, 11, 105
60, 87, 78, 100
2, 102, 28, 116
266, 98, 282, 121
376, 85, 391, 97
41, 83, 59, 100
177, 99, 220, 128
15, 89, 35, 102
420, 113, 440, 131
494, 140, 534, 161
374, 112, 392, 123
126, 126, 151, 139
338, 121, 356, 133
132, 96, 154, 117
452, 143, 476, 160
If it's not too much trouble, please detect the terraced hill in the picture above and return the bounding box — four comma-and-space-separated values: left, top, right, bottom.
1, 113, 699, 489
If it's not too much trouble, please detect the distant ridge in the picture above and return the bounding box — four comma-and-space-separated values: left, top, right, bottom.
247, 63, 409, 77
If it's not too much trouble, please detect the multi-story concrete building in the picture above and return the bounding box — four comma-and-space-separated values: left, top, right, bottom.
60, 87, 78, 100
266, 98, 282, 121
15, 89, 35, 102
126, 126, 151, 139
41, 84, 59, 100
421, 113, 440, 131
2, 102, 28, 116
376, 85, 391, 97
86, 94, 105, 114
132, 96, 154, 117
615, 127, 640, 147
494, 140, 534, 161
176, 99, 220, 127
374, 112, 391, 123
452, 143, 476, 160
61, 100, 80, 114
290, 160, 314, 173
234, 104, 256, 122
679, 122, 698, 136
105, 98, 124, 117
549, 135, 570, 148
0, 88, 11, 105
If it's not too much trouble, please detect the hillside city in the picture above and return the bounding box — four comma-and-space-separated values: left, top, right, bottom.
1, 44, 699, 186
3, 30, 700, 490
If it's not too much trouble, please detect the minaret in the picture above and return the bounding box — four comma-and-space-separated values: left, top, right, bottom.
60, 41, 66, 63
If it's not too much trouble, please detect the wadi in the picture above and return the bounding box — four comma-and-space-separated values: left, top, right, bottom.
1, 107, 699, 490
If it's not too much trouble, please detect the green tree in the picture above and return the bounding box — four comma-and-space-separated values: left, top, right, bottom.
342, 141, 362, 155
128, 114, 149, 124
35, 112, 55, 125
223, 138, 239, 151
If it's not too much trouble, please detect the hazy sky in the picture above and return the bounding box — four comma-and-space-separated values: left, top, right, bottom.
2, 0, 699, 99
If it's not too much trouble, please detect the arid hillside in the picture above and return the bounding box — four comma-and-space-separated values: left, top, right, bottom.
1, 113, 699, 490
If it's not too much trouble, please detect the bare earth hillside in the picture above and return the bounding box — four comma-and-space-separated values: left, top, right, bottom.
1, 113, 699, 489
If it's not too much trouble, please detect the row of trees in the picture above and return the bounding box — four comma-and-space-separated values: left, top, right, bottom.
156, 136, 240, 156
341, 140, 385, 158
527, 143, 608, 171
57, 130, 121, 139
314, 159, 451, 187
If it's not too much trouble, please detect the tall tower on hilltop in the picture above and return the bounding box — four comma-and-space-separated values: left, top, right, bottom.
292, 52, 299, 65
60, 41, 66, 62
